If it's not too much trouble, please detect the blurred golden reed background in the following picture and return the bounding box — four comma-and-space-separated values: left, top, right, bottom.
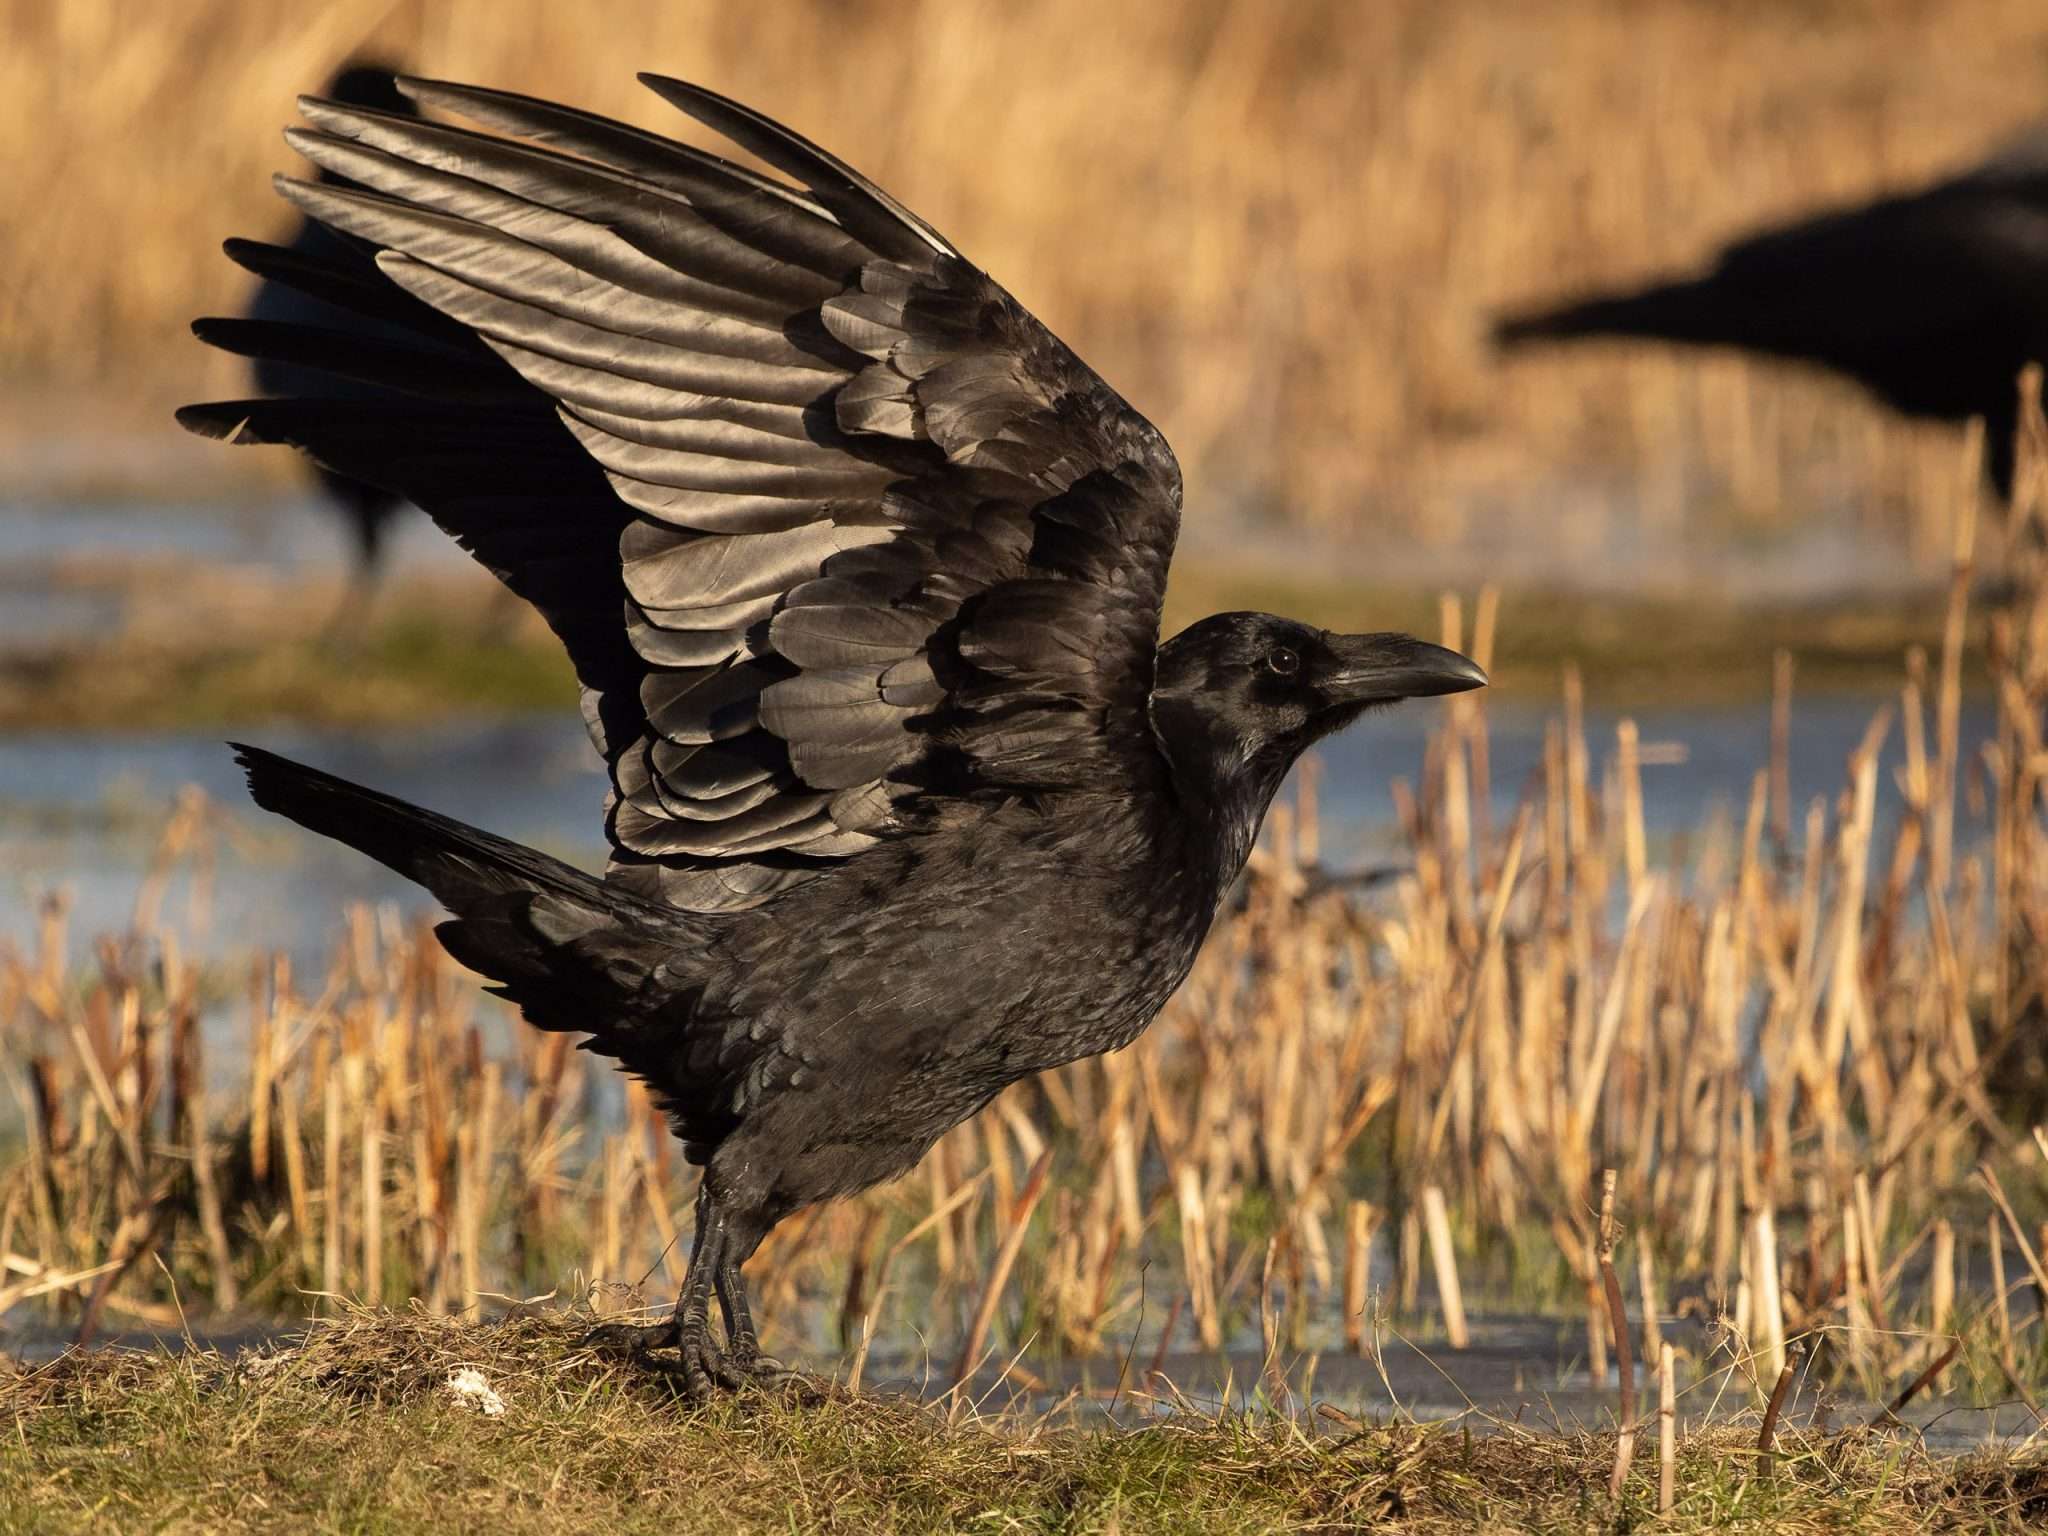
6, 0, 2048, 566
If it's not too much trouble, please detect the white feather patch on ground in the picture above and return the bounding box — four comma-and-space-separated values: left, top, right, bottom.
444, 1365, 506, 1418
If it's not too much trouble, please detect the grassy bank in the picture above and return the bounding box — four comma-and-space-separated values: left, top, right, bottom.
6, 1310, 2044, 1535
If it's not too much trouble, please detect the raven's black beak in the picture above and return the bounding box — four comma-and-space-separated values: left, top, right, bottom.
1323, 633, 1488, 704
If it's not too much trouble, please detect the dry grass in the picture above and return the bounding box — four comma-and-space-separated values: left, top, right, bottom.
4, 1306, 2047, 1534
8, 0, 2048, 562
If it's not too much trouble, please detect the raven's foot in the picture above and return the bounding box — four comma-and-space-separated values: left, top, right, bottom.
587, 1319, 791, 1404
713, 1342, 797, 1390
717, 1342, 833, 1402
583, 1310, 810, 1402
678, 1330, 819, 1403
588, 1324, 720, 1403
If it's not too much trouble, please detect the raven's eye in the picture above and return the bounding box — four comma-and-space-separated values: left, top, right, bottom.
1266, 647, 1301, 677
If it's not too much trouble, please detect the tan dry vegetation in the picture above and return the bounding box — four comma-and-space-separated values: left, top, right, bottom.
7, 417, 2048, 1421
7, 0, 2048, 562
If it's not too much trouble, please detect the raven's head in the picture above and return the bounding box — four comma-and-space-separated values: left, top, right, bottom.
1148, 611, 1485, 869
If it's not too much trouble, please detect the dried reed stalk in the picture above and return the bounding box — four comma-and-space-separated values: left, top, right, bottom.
1658, 1342, 1677, 1516
1597, 1171, 1635, 1500
1419, 1185, 1467, 1350
1343, 1199, 1373, 1356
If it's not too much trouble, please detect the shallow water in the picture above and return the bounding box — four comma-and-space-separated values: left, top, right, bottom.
0, 493, 467, 581
0, 691, 1997, 971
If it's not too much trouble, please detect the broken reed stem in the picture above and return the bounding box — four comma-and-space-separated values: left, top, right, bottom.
1842, 1197, 1873, 1379
1980, 1161, 2048, 1383
1597, 1170, 1636, 1501
185, 1078, 238, 1310
1757, 1342, 1804, 1480
1637, 1241, 1661, 1379
1867, 1338, 1963, 1431
1852, 1172, 1887, 1332
361, 1067, 382, 1308
322, 1061, 342, 1310
1259, 1233, 1288, 1408
1977, 1163, 2048, 1303
1930, 429, 1978, 894
1616, 721, 1645, 895
1419, 1184, 1467, 1350
1178, 1164, 1222, 1351
1658, 1342, 1677, 1517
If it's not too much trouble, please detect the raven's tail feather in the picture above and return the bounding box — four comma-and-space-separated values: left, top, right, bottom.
232, 742, 606, 909
230, 744, 677, 1036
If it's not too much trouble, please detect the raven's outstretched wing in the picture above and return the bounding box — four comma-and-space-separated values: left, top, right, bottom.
182, 74, 1183, 912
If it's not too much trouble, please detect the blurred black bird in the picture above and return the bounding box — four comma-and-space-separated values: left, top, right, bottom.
1494, 129, 2048, 499
180, 73, 1486, 1397
234, 60, 420, 578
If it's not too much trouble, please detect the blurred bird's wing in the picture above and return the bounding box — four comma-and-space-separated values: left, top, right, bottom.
1970, 121, 2048, 186
180, 75, 1183, 912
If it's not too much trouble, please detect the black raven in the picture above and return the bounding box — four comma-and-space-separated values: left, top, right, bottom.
180, 73, 1486, 1397
226, 60, 420, 577
1494, 129, 2048, 498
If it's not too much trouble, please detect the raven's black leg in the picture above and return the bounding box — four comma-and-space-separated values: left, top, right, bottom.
670, 1204, 725, 1401
714, 1255, 789, 1381
714, 1258, 759, 1360
585, 1185, 726, 1401
705, 1209, 813, 1393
